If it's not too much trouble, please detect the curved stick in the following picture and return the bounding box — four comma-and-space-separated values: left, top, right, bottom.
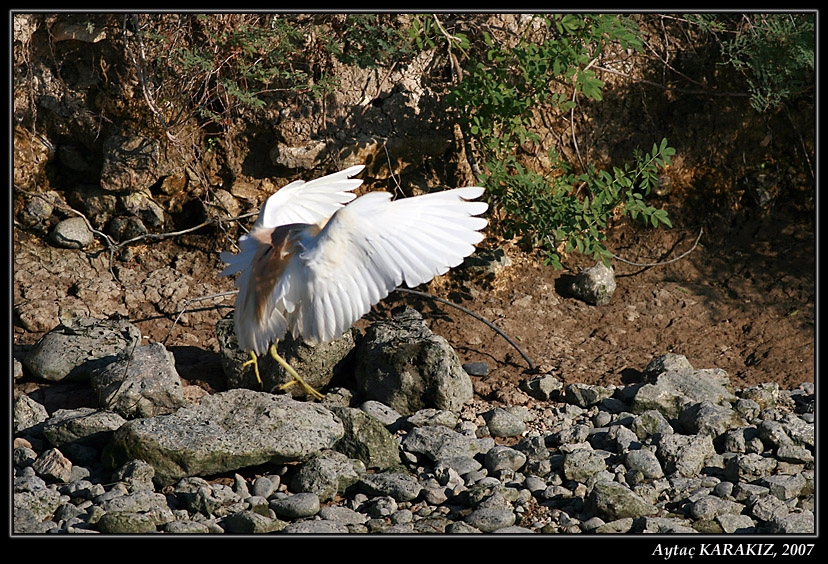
395, 287, 535, 371
163, 286, 536, 372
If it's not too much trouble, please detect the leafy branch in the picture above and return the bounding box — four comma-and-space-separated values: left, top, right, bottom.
448, 14, 675, 268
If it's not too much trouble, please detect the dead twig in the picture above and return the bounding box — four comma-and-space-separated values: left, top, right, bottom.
99, 335, 141, 413
610, 225, 704, 268
569, 57, 599, 173
161, 290, 239, 346
382, 142, 404, 199
432, 15, 464, 82
395, 287, 535, 371
162, 285, 535, 372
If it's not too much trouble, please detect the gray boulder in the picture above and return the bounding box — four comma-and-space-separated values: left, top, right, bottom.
13, 475, 61, 525
402, 424, 493, 461
569, 262, 616, 306
767, 510, 814, 534
565, 382, 615, 408
482, 407, 526, 437
689, 494, 747, 520
330, 406, 401, 470
641, 353, 694, 379
629, 409, 674, 440
724, 453, 778, 483
586, 480, 658, 520
270, 492, 321, 519
464, 507, 516, 532
50, 217, 95, 249
23, 316, 141, 383
563, 448, 608, 483
632, 356, 737, 420
110, 389, 344, 486
13, 394, 49, 435
90, 342, 186, 419
484, 445, 527, 474
678, 400, 746, 437
290, 450, 366, 502
359, 472, 422, 502
42, 407, 127, 452
656, 433, 716, 477
354, 308, 472, 415
624, 448, 664, 483
520, 373, 563, 400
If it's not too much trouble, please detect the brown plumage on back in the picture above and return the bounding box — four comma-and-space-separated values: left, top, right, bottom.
247, 224, 301, 326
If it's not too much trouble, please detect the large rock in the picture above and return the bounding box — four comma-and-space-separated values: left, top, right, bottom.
401, 425, 493, 461
50, 217, 95, 249
354, 308, 473, 415
13, 394, 49, 436
330, 406, 401, 470
99, 133, 165, 194
13, 483, 61, 525
90, 342, 187, 419
631, 355, 737, 419
569, 262, 616, 306
656, 433, 716, 477
564, 382, 615, 408
290, 450, 366, 502
109, 389, 345, 486
678, 400, 746, 438
563, 448, 608, 483
23, 316, 141, 383
42, 407, 127, 451
767, 510, 814, 534
586, 480, 658, 521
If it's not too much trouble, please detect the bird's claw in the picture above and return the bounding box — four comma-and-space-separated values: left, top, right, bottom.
242, 348, 322, 400
242, 344, 325, 400
242, 351, 263, 387
268, 343, 325, 401
277, 378, 325, 401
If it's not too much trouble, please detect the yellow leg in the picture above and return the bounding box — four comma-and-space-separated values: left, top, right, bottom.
269, 342, 325, 401
241, 350, 263, 386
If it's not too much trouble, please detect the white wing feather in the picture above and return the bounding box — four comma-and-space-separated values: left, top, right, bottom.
269, 186, 488, 345
220, 164, 488, 355
219, 165, 364, 278
255, 164, 364, 229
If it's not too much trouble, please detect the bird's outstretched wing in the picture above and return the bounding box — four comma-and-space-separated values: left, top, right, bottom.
255, 164, 364, 229
269, 186, 488, 345
219, 165, 364, 278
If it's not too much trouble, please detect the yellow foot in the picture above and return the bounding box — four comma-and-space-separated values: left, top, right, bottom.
241, 350, 263, 387
269, 342, 324, 401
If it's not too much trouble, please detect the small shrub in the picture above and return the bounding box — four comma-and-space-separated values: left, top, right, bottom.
685, 13, 815, 113
449, 14, 674, 267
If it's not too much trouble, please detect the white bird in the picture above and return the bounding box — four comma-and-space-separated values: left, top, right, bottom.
220, 164, 488, 399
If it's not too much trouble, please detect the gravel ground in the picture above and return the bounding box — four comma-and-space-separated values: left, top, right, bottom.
13, 317, 815, 535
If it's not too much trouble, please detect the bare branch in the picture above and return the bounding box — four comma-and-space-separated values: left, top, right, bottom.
395, 287, 535, 371
161, 290, 238, 346
432, 15, 464, 82
611, 225, 704, 268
